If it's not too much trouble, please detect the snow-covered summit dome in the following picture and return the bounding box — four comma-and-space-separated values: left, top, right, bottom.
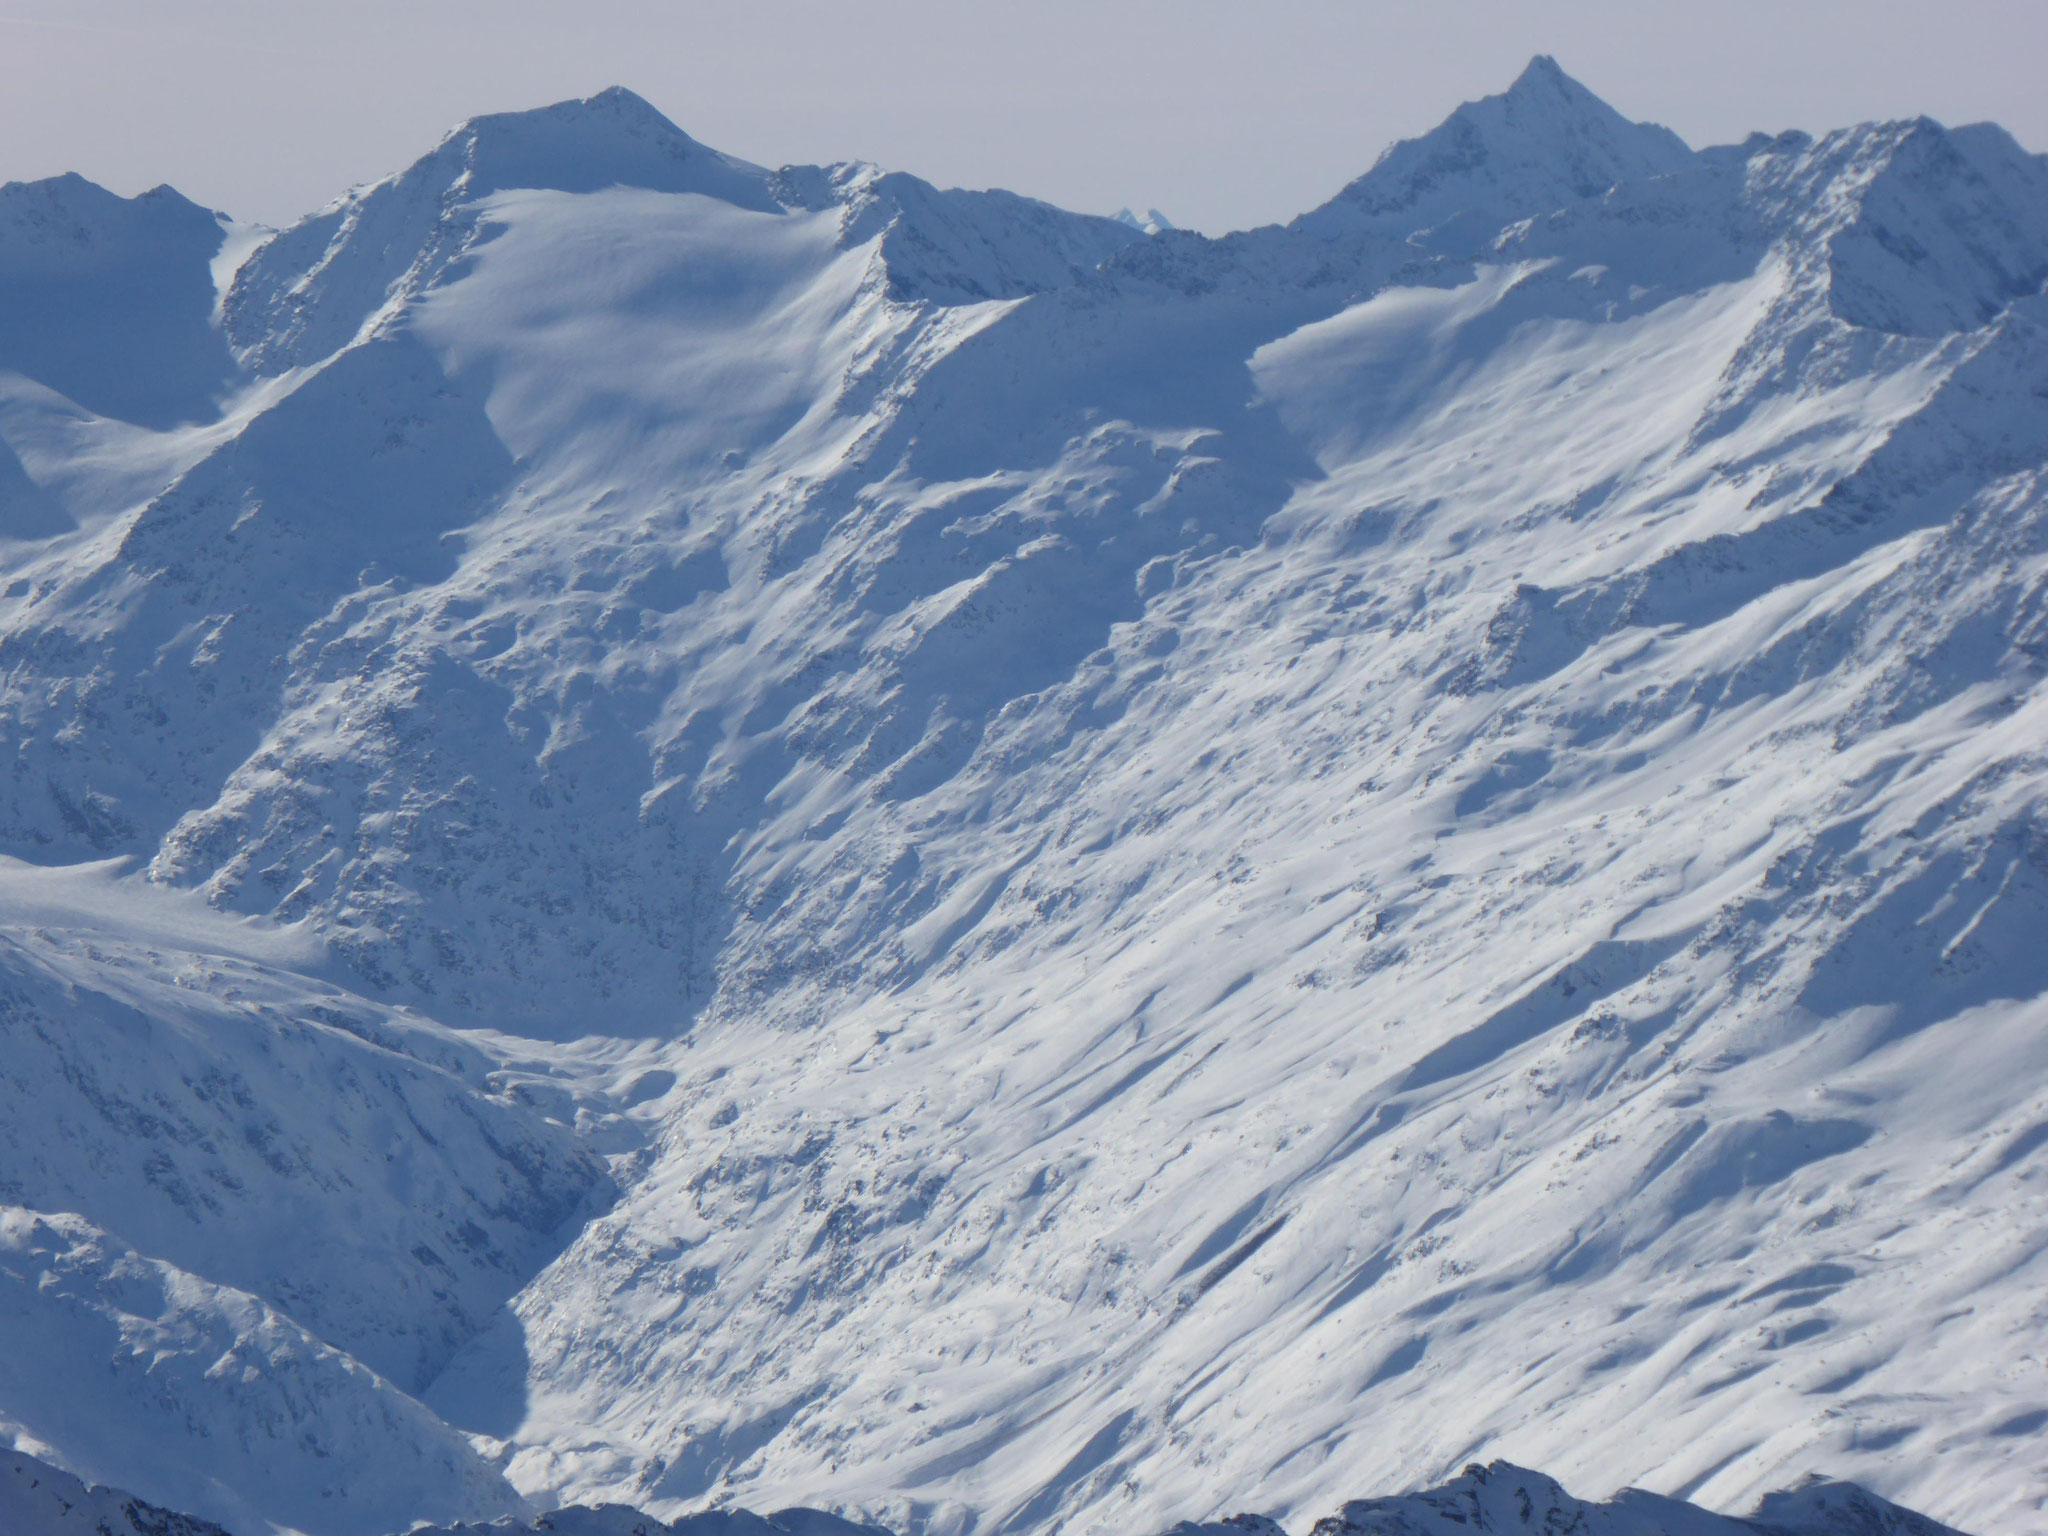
432, 85, 781, 209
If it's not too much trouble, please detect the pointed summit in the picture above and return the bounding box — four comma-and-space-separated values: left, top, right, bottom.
1295, 56, 1694, 244
1505, 53, 1583, 100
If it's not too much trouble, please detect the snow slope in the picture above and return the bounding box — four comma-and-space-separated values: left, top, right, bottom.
0, 62, 2044, 1536
2, 1447, 232, 1536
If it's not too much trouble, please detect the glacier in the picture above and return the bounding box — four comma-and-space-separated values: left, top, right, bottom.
0, 53, 2043, 1536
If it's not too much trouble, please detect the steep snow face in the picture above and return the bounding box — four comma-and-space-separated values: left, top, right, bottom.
0, 59, 2046, 1536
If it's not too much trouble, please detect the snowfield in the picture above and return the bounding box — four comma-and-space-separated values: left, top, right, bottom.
0, 56, 2043, 1536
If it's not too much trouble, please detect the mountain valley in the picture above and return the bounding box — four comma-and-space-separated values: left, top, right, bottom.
0, 56, 2043, 1536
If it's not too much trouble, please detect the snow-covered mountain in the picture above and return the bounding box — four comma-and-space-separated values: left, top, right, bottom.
0, 56, 2043, 1536
3, 1447, 232, 1536
1292, 55, 1695, 242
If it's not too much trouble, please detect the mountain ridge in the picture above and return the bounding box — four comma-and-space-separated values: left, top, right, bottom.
0, 56, 2042, 1536
0, 1446, 1975, 1536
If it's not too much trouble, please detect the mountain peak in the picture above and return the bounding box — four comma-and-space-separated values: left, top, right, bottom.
225, 85, 787, 373
9, 57, 2048, 1536
1295, 55, 1694, 243
449, 85, 682, 155
1506, 53, 1572, 94
435, 86, 778, 208
1114, 206, 1177, 235
1773, 110, 2048, 334
0, 171, 234, 427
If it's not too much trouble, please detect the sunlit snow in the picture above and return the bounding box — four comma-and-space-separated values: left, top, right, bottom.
0, 57, 2042, 1536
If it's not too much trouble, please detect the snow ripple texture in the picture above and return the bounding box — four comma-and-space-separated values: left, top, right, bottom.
0, 55, 2043, 1536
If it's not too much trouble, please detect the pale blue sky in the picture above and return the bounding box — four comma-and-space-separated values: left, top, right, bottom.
2, 0, 2043, 233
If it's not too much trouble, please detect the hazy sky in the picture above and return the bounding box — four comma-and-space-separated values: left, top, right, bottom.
3, 0, 2044, 233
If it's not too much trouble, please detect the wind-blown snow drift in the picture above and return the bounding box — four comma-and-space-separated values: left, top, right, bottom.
0, 57, 2044, 1536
